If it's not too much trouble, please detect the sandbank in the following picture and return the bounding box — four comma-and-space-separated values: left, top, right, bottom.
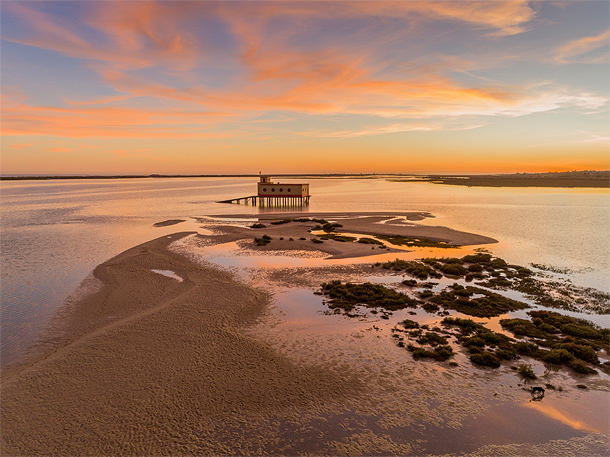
1, 232, 360, 456
200, 213, 497, 260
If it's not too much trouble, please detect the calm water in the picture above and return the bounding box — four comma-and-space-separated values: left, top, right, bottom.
1, 177, 609, 367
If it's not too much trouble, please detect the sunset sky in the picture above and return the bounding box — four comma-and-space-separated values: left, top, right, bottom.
1, 0, 608, 175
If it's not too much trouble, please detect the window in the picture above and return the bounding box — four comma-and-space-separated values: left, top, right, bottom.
287, 188, 291, 192
263, 188, 267, 192
279, 188, 283, 192
272, 188, 275, 192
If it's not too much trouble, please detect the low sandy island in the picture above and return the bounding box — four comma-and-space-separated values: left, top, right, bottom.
200, 212, 497, 259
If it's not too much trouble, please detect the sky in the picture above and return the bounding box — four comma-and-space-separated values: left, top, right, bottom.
1, 0, 608, 175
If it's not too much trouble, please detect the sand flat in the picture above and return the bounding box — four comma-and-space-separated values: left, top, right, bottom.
0, 232, 361, 455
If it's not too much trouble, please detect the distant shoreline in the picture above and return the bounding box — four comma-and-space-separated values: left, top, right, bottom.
1, 170, 608, 188
392, 171, 610, 188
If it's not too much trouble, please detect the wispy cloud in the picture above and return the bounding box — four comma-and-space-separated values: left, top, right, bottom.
10, 143, 34, 149
2, 88, 235, 138
48, 145, 73, 153
308, 121, 487, 139
555, 29, 610, 63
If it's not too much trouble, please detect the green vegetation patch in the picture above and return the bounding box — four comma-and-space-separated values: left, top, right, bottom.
400, 319, 420, 329
408, 344, 454, 361
251, 223, 266, 229
470, 351, 501, 368
501, 310, 608, 349
375, 235, 455, 248
416, 331, 448, 346
254, 234, 272, 246
357, 237, 384, 245
378, 259, 442, 280
319, 250, 607, 376
518, 364, 537, 379
320, 280, 420, 312
318, 233, 357, 242
498, 310, 607, 374
430, 284, 529, 317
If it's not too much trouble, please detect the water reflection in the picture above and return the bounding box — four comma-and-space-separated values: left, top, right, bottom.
524, 392, 609, 434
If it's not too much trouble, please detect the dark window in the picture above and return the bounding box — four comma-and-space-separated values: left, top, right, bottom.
263, 188, 267, 192
287, 188, 291, 192
279, 188, 283, 192
272, 188, 275, 192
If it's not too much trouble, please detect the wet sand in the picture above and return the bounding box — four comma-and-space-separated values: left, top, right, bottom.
0, 232, 361, 455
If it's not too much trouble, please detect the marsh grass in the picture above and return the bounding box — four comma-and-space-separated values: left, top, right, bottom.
318, 233, 357, 242
430, 284, 528, 317
254, 234, 272, 246
318, 252, 607, 376
357, 237, 384, 245
320, 281, 421, 312
518, 364, 537, 379
379, 259, 442, 280
375, 235, 455, 248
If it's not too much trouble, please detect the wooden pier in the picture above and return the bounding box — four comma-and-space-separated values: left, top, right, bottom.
218, 175, 310, 207
218, 195, 310, 207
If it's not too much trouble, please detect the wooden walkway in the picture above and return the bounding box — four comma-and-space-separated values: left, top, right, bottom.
218, 195, 310, 206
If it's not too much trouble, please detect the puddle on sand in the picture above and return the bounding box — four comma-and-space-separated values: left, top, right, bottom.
523, 389, 609, 434
151, 269, 183, 282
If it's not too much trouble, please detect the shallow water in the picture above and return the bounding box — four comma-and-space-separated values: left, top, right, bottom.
1, 177, 608, 368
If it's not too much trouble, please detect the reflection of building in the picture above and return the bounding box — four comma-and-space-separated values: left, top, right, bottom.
257, 176, 310, 198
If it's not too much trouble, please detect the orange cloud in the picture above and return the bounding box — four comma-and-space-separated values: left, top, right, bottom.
2, 92, 235, 139
555, 29, 610, 63
48, 145, 73, 153
2, 1, 201, 71
10, 143, 34, 149
217, 1, 536, 36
